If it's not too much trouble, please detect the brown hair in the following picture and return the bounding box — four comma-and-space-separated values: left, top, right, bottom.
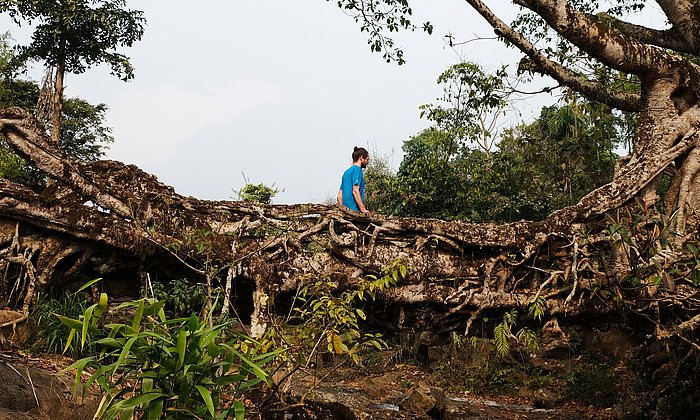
352, 146, 369, 162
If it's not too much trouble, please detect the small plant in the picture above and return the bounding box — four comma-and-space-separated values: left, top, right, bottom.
60, 297, 280, 419
493, 309, 539, 358
565, 364, 618, 407
146, 278, 206, 317
234, 174, 281, 204
274, 260, 407, 367
29, 288, 93, 357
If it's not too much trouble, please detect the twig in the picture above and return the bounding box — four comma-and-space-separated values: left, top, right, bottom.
3, 361, 38, 406
25, 366, 39, 407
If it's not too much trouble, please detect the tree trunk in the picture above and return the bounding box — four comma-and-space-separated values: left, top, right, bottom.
50, 53, 65, 145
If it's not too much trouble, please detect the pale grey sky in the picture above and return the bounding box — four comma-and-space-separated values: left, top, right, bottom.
5, 1, 549, 203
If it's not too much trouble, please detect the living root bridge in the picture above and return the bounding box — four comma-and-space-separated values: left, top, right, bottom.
0, 107, 693, 342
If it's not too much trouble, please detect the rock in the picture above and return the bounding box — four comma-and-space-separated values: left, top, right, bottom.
532, 388, 557, 409
397, 388, 436, 415
645, 351, 670, 368
427, 387, 446, 418
0, 362, 99, 420
651, 363, 673, 384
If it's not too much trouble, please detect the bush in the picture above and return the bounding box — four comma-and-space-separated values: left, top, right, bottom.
61, 297, 280, 419
147, 278, 206, 317
565, 364, 618, 407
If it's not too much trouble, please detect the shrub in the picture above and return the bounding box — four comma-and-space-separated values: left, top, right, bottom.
61, 297, 280, 419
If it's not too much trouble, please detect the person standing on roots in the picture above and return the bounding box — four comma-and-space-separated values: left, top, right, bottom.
337, 146, 370, 214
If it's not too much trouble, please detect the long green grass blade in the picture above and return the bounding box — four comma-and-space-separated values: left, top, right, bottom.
76, 278, 103, 293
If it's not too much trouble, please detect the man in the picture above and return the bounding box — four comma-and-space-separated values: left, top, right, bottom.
337, 146, 370, 213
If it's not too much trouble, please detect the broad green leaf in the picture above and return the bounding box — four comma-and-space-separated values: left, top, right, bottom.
114, 391, 165, 410
54, 314, 84, 331
95, 337, 122, 348
81, 304, 96, 348
63, 328, 76, 354
147, 397, 163, 420
196, 385, 215, 418
112, 336, 138, 374
176, 329, 186, 370
61, 356, 95, 395
132, 300, 145, 331
233, 400, 245, 420
142, 377, 153, 393
223, 344, 271, 384
85, 365, 111, 389
143, 300, 166, 317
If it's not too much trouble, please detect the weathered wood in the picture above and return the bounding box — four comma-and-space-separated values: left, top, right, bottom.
0, 107, 696, 346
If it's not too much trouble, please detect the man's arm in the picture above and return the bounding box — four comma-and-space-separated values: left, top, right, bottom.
352, 185, 369, 213
337, 189, 343, 206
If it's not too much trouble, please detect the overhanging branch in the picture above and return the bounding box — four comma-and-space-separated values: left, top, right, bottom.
465, 0, 641, 111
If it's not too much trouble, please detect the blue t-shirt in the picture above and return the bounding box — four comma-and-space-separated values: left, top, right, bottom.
339, 165, 365, 211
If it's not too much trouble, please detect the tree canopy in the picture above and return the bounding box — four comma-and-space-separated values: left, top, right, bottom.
0, 0, 144, 142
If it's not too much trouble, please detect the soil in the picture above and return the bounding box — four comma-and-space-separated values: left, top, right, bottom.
257, 362, 619, 419
0, 349, 617, 420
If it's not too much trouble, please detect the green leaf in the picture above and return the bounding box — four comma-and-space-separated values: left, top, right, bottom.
114, 391, 165, 410
132, 300, 145, 331
142, 377, 153, 393
233, 400, 245, 420
76, 278, 103, 293
95, 337, 122, 348
61, 356, 95, 395
143, 299, 166, 317
112, 336, 137, 374
223, 345, 271, 385
196, 385, 215, 418
146, 397, 163, 420
355, 308, 366, 320
81, 304, 96, 348
63, 328, 76, 354
176, 329, 186, 370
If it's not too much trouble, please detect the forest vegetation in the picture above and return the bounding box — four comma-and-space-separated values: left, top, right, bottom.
0, 0, 698, 418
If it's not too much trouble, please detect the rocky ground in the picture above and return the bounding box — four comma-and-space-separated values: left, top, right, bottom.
0, 320, 695, 419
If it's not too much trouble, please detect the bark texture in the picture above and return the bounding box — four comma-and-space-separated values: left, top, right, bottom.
0, 103, 696, 347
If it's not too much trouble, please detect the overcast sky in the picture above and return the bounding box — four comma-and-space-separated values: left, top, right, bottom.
5, 1, 552, 203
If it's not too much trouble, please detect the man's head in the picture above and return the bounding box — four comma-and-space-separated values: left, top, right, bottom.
352, 146, 370, 168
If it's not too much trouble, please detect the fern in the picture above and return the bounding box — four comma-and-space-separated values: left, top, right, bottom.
494, 321, 511, 357
493, 308, 540, 358
516, 328, 539, 353
528, 296, 546, 321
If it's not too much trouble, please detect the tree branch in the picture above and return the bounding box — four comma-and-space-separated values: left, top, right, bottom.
517, 0, 680, 79
588, 14, 695, 55
656, 0, 700, 53
464, 0, 641, 111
